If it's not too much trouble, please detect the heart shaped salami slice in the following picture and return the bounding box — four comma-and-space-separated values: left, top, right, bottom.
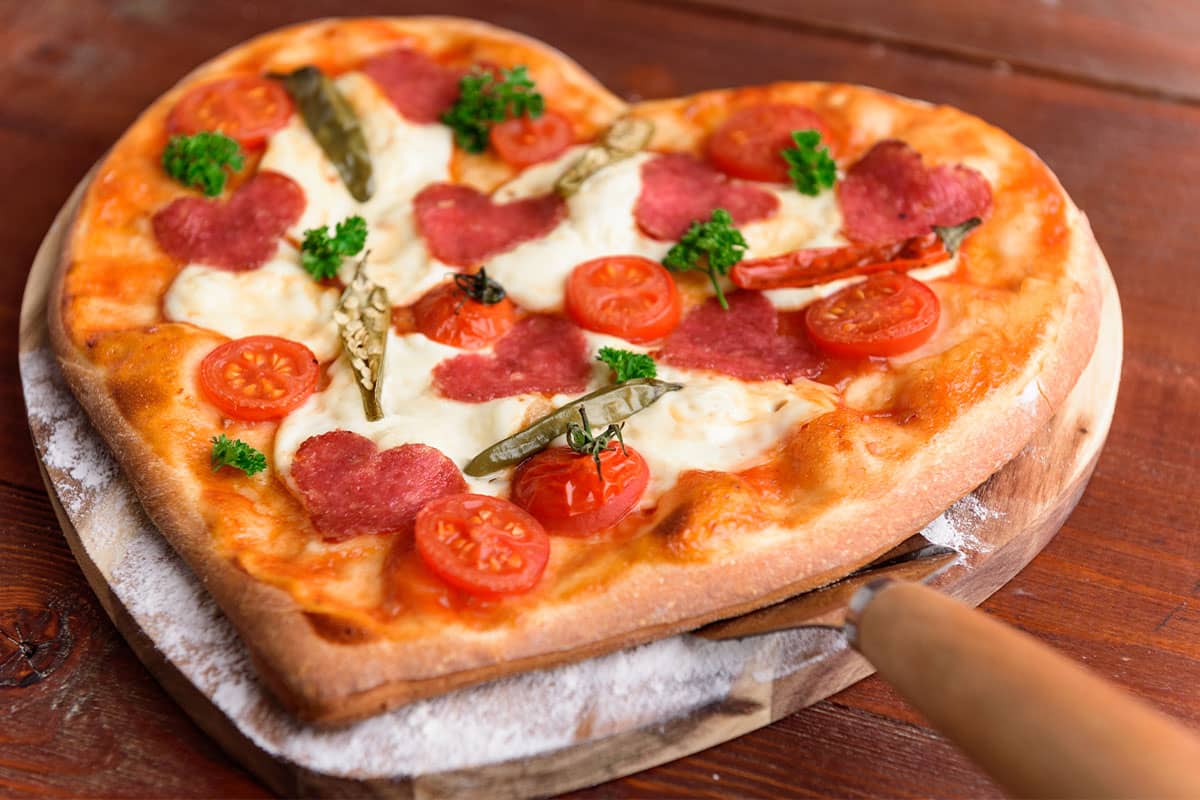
291, 431, 467, 541
433, 314, 591, 403
837, 139, 992, 243
151, 171, 305, 270
635, 153, 780, 241
414, 183, 566, 267
659, 290, 822, 382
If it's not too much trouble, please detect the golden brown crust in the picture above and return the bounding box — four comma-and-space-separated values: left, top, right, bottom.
51, 17, 1103, 723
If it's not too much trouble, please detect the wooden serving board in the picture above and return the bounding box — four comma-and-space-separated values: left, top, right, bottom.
19, 177, 1122, 799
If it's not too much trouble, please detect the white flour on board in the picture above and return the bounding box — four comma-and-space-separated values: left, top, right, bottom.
23, 344, 1004, 778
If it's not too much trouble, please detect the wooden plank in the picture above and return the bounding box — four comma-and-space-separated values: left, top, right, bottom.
1, 0, 1198, 796
660, 0, 1200, 103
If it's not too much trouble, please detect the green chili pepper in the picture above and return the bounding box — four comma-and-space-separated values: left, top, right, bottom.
464, 378, 682, 476
273, 66, 374, 202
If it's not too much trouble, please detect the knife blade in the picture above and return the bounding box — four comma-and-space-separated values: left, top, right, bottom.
693, 537, 958, 641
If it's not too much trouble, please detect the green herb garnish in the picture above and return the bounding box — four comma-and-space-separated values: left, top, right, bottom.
663, 208, 747, 310
162, 132, 244, 196
210, 434, 266, 476
441, 65, 544, 153
597, 347, 657, 382
566, 406, 627, 481
300, 215, 367, 280
782, 129, 837, 197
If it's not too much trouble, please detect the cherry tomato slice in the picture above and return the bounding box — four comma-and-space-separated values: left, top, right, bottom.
706, 103, 834, 183
199, 335, 319, 421
511, 445, 649, 537
415, 494, 550, 596
167, 76, 294, 148
564, 256, 682, 343
412, 280, 517, 349
804, 272, 940, 359
489, 110, 574, 167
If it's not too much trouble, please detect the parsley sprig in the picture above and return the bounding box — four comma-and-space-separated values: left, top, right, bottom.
663, 208, 747, 310
441, 65, 545, 153
300, 216, 367, 280
162, 132, 244, 196
782, 130, 837, 196
597, 347, 657, 382
566, 406, 627, 481
210, 434, 266, 476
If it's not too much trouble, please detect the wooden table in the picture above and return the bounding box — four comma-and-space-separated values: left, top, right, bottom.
2, 2, 1197, 796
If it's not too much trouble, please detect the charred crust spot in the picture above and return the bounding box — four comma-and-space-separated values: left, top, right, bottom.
304, 612, 378, 645
652, 505, 691, 542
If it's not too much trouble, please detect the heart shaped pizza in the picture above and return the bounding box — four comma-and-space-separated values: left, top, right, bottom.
51, 17, 1101, 723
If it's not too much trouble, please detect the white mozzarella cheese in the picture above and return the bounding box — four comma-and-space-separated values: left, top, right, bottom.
274, 332, 542, 497
492, 145, 589, 202
259, 70, 453, 266
741, 185, 845, 259
485, 152, 673, 313
618, 364, 838, 505
162, 249, 341, 360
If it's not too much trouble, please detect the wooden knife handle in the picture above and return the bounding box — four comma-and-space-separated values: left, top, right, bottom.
851, 580, 1200, 799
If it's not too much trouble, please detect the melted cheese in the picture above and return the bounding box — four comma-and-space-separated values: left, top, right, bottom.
164, 88, 970, 515
485, 153, 672, 312
274, 332, 543, 497
162, 250, 341, 360
619, 365, 839, 504
259, 70, 453, 264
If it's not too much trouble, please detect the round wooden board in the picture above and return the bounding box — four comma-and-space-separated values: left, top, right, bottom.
20, 177, 1121, 799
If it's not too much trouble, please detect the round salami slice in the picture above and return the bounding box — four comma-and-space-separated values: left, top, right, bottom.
433, 314, 591, 402
838, 139, 992, 243
635, 153, 780, 241
659, 291, 822, 382
290, 431, 467, 541
152, 171, 305, 271
414, 183, 566, 267
361, 47, 464, 124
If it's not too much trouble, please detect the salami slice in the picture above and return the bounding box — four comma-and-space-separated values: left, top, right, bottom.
838, 140, 992, 243
433, 314, 591, 402
152, 171, 305, 271
361, 47, 463, 124
414, 183, 566, 267
635, 153, 780, 241
291, 430, 467, 541
659, 291, 822, 382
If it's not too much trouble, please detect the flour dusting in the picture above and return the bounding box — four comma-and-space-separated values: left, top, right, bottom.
20, 349, 118, 511
920, 493, 1001, 553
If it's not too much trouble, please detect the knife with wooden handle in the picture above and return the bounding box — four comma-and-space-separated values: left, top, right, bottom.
696, 552, 1200, 798
848, 580, 1200, 799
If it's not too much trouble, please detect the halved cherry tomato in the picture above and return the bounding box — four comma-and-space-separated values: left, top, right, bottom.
564, 256, 682, 343
414, 494, 550, 596
804, 272, 940, 359
199, 335, 318, 421
706, 103, 834, 183
412, 280, 516, 349
167, 76, 294, 148
489, 110, 574, 167
511, 444, 649, 537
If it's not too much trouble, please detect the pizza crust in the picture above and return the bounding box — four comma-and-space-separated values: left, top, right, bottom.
51, 17, 1103, 723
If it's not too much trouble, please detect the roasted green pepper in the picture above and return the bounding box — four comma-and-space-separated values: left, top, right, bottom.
464, 378, 681, 476
273, 66, 374, 201
555, 116, 655, 197
334, 257, 389, 421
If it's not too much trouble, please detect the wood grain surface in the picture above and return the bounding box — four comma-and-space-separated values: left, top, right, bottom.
2, 1, 1198, 797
